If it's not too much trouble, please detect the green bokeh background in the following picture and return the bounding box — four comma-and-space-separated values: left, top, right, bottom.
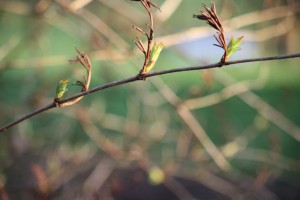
0, 0, 299, 199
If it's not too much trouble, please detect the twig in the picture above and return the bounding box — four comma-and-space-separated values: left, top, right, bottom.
0, 102, 56, 133
194, 2, 228, 64
54, 48, 92, 107
131, 0, 161, 78
1, 53, 299, 133
156, 5, 299, 47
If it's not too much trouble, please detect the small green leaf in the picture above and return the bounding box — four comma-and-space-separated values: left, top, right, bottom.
143, 42, 164, 74
227, 36, 244, 58
55, 79, 69, 99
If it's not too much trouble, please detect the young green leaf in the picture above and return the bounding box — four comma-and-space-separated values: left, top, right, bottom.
55, 79, 69, 100
142, 42, 164, 74
227, 36, 244, 58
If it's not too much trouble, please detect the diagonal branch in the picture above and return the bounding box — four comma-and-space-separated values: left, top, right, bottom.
0, 53, 300, 133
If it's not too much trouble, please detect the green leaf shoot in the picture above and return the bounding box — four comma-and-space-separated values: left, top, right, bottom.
143, 42, 164, 74
55, 79, 69, 99
227, 36, 244, 58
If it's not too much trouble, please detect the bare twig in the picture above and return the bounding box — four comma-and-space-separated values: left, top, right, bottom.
1, 53, 299, 133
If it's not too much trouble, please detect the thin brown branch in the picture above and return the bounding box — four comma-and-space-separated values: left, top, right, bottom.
0, 53, 299, 133
0, 102, 56, 133
147, 53, 300, 78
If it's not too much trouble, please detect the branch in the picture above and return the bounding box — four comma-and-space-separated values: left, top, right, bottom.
0, 102, 56, 133
1, 53, 299, 133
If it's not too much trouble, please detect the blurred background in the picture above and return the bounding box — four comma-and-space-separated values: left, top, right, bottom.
0, 0, 300, 199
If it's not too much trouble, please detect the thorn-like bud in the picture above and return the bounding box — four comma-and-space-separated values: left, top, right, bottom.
133, 25, 147, 35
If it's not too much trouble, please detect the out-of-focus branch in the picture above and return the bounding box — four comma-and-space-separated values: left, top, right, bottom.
97, 0, 146, 23
157, 0, 182, 22
177, 105, 232, 171
0, 35, 22, 61
214, 71, 300, 142
68, 0, 93, 12
54, 0, 130, 50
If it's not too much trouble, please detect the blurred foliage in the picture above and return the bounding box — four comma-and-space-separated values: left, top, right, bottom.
0, 0, 300, 199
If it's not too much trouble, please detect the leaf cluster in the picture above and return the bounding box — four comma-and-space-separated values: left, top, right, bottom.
193, 2, 243, 64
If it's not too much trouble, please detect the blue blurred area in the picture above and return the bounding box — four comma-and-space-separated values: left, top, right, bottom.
178, 36, 258, 61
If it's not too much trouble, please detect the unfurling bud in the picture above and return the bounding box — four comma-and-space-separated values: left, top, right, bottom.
142, 42, 164, 74
226, 36, 244, 58
55, 79, 69, 100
